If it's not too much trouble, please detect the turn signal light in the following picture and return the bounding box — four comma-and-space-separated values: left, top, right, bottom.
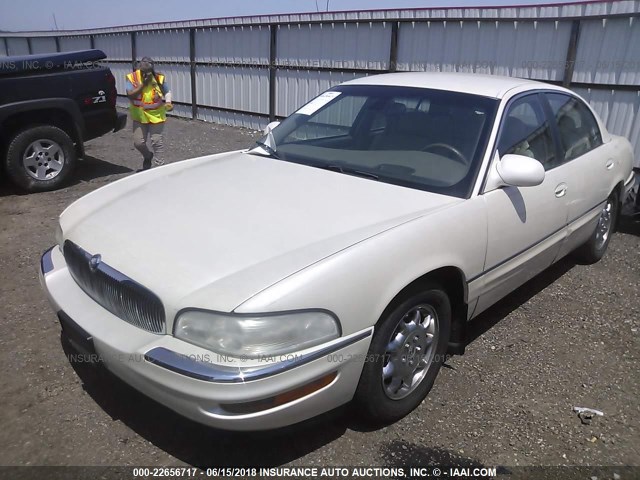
220, 372, 337, 415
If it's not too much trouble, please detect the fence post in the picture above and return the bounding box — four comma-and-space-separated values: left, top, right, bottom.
54, 36, 61, 52
389, 21, 399, 72
189, 28, 197, 120
1, 38, 7, 56
131, 32, 137, 70
563, 19, 581, 88
26, 37, 32, 54
89, 34, 95, 50
269, 24, 277, 122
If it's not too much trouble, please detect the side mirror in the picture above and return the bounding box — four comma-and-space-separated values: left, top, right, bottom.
496, 154, 545, 187
263, 121, 280, 136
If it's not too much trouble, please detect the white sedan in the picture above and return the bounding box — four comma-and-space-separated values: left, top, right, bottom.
40, 73, 635, 430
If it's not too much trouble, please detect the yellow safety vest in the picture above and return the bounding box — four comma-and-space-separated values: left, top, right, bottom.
126, 70, 167, 124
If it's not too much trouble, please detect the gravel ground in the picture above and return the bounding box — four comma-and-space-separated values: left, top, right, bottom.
0, 112, 638, 470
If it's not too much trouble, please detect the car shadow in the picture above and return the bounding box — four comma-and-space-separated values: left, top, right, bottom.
61, 334, 348, 467
59, 256, 579, 467
0, 155, 133, 197
465, 255, 577, 345
618, 214, 640, 237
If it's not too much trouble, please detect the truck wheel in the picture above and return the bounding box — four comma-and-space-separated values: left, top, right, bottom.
5, 125, 77, 192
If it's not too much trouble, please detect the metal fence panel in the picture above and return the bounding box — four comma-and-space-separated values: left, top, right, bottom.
116, 96, 129, 109
1, 1, 638, 36
157, 63, 191, 103
6, 37, 29, 56
277, 22, 391, 70
30, 37, 57, 53
574, 87, 640, 166
135, 29, 190, 63
195, 26, 269, 65
165, 102, 192, 120
94, 33, 131, 61
398, 20, 571, 81
197, 106, 266, 130
573, 17, 640, 86
275, 69, 368, 117
108, 62, 133, 95
59, 36, 92, 51
196, 65, 269, 114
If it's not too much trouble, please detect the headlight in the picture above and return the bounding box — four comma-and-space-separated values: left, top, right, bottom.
174, 310, 341, 358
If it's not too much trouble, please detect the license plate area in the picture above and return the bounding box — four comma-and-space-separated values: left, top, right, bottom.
58, 311, 99, 362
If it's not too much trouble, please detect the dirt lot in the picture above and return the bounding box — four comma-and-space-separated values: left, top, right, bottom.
0, 112, 638, 470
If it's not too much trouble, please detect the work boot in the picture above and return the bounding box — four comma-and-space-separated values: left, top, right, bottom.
136, 155, 153, 173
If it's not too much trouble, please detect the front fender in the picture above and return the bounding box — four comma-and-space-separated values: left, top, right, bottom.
234, 197, 487, 336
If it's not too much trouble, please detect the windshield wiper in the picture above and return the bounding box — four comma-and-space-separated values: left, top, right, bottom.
318, 164, 379, 181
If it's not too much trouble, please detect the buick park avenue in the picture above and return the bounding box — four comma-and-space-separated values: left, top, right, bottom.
40, 73, 634, 430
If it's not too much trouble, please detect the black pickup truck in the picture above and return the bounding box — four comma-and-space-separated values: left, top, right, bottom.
0, 49, 127, 192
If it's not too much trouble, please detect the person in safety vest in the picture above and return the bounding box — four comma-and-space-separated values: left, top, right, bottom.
125, 57, 173, 170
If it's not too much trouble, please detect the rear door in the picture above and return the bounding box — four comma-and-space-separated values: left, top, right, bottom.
475, 93, 569, 315
543, 92, 615, 256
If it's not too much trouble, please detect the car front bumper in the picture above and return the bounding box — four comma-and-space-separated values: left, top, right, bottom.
39, 245, 372, 431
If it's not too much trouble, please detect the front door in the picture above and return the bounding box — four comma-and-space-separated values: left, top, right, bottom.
475, 93, 569, 316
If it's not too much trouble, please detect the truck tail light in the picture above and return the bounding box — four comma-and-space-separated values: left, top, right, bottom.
106, 71, 117, 108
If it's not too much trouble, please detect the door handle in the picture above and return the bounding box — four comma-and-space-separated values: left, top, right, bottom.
606, 159, 615, 170
555, 183, 567, 198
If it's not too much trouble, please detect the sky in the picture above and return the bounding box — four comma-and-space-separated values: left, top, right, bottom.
1, 0, 574, 32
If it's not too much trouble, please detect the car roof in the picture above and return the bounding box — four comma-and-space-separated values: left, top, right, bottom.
342, 72, 568, 99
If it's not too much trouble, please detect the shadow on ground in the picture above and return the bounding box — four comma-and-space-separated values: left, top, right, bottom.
465, 255, 577, 345
618, 214, 640, 237
0, 155, 132, 197
71, 155, 133, 183
62, 335, 348, 467
379, 439, 512, 477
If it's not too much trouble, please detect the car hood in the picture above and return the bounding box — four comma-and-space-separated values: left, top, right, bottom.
60, 151, 460, 317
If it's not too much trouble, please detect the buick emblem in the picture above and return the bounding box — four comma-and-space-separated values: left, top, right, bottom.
89, 254, 102, 271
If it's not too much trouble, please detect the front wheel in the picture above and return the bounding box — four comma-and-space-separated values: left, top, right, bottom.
353, 285, 451, 424
573, 191, 618, 264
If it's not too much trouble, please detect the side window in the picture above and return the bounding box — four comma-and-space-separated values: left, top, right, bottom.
497, 95, 555, 169
546, 93, 603, 162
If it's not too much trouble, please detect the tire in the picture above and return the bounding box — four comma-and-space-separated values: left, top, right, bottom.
353, 284, 451, 424
4, 125, 77, 192
573, 191, 619, 264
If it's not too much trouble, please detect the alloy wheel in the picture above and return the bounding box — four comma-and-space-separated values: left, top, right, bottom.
595, 199, 613, 251
22, 139, 66, 180
382, 304, 439, 400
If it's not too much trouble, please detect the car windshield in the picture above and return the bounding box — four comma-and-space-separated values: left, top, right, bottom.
254, 85, 498, 198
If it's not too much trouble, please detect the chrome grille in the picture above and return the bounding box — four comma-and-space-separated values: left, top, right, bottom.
63, 240, 165, 333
